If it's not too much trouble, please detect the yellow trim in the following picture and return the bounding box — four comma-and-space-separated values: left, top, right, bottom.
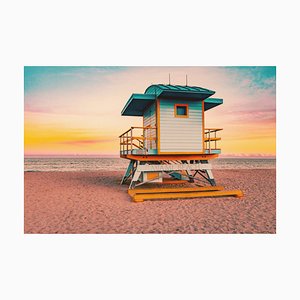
174, 103, 189, 118
202, 100, 205, 153
156, 98, 160, 154
142, 109, 145, 150
121, 154, 219, 161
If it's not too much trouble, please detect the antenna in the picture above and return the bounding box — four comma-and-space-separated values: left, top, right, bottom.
168, 73, 171, 85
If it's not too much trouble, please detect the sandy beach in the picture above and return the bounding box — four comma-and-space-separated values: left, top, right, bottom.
24, 169, 276, 234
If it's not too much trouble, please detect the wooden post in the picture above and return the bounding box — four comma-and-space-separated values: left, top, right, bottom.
215, 130, 217, 150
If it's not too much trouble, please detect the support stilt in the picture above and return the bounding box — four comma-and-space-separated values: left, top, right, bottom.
120, 160, 135, 184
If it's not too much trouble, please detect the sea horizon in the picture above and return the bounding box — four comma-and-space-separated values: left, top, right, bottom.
24, 156, 276, 172
24, 154, 276, 159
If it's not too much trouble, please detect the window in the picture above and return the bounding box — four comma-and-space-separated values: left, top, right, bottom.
174, 104, 189, 118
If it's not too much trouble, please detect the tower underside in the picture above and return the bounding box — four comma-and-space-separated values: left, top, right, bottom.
121, 158, 217, 189
120, 155, 243, 202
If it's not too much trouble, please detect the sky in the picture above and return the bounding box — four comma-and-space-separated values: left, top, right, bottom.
24, 66, 276, 157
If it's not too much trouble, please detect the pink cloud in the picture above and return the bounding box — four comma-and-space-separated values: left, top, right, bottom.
224, 108, 276, 125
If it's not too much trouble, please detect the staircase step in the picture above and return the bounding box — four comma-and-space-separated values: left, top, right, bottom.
128, 186, 224, 197
131, 189, 243, 202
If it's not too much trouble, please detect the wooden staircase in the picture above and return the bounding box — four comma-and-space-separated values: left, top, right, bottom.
128, 186, 243, 202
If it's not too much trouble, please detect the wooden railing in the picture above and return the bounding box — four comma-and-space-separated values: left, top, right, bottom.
204, 128, 223, 153
119, 126, 156, 155
120, 126, 221, 155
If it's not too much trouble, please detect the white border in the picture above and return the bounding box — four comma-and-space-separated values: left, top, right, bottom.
1, 1, 299, 299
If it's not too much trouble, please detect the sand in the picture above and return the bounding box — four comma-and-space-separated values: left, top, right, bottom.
24, 169, 276, 234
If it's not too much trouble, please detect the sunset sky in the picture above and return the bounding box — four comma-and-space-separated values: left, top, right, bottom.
24, 66, 276, 157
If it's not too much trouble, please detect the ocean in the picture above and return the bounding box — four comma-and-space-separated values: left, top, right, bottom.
24, 157, 276, 172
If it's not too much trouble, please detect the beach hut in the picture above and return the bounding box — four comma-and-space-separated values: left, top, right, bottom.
119, 84, 243, 202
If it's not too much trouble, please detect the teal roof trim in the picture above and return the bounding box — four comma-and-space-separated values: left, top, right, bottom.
121, 93, 156, 116
204, 98, 223, 111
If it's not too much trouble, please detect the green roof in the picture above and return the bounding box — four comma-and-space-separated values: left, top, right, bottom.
121, 84, 221, 116
145, 84, 215, 99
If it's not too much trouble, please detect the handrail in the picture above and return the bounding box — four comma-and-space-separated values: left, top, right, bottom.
119, 126, 157, 155
119, 128, 131, 138
204, 128, 223, 153
205, 128, 223, 132
131, 126, 156, 130
119, 126, 156, 138
120, 126, 221, 155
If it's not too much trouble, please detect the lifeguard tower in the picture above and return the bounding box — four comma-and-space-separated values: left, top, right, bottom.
119, 84, 243, 202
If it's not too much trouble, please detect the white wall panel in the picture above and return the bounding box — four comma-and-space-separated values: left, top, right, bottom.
159, 99, 203, 153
